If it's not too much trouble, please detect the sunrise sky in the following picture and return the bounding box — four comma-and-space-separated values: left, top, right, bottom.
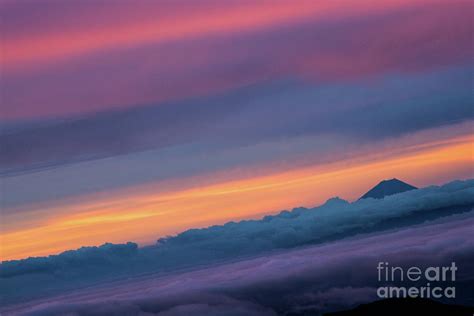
1, 0, 473, 261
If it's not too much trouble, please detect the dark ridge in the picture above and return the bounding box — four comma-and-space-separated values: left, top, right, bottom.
324, 298, 474, 316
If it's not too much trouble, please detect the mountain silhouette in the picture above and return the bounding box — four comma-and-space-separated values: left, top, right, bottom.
359, 178, 417, 200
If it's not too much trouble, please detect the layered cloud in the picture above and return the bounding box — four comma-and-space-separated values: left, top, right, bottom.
1, 179, 473, 310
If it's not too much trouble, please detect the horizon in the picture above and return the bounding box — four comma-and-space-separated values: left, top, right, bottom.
2, 176, 471, 262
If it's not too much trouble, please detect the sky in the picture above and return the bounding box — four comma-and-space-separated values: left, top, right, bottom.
0, 0, 473, 261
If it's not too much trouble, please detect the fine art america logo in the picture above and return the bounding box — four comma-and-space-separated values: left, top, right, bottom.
377, 262, 457, 299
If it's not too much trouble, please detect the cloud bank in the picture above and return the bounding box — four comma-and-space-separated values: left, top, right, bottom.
3, 208, 474, 315
1, 179, 473, 310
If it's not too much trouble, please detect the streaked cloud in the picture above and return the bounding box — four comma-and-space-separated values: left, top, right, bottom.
2, 66, 472, 174
1, 0, 471, 119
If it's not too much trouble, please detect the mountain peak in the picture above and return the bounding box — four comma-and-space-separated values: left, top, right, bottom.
359, 178, 417, 200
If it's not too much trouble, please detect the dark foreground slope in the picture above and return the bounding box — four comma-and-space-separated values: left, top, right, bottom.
325, 298, 474, 316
